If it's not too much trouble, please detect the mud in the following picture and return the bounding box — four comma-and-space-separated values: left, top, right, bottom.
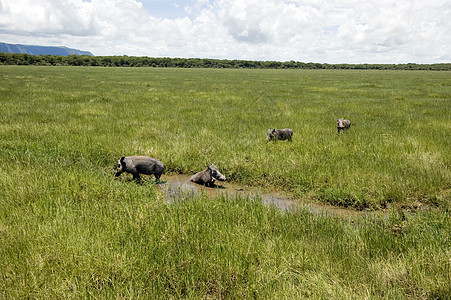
158, 174, 370, 218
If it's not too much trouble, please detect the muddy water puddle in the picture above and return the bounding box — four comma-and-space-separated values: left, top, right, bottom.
158, 174, 368, 218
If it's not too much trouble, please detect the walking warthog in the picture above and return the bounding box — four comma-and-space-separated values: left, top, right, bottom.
337, 119, 351, 133
190, 164, 226, 186
115, 156, 165, 183
266, 128, 293, 142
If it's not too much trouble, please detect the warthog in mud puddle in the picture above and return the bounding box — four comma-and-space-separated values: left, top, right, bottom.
190, 164, 226, 187
337, 119, 351, 133
266, 128, 293, 142
115, 156, 165, 183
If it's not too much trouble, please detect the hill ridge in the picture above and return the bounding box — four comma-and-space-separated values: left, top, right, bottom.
0, 42, 93, 56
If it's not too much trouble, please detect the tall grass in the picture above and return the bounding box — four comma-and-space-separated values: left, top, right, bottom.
1, 165, 449, 298
0, 66, 450, 298
1, 176, 449, 298
1, 66, 449, 208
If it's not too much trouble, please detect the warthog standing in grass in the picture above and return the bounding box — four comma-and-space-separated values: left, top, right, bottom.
115, 156, 165, 183
266, 128, 293, 142
190, 164, 226, 187
337, 119, 351, 133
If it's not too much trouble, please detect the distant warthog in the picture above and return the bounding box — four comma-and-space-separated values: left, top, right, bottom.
266, 128, 293, 142
115, 156, 165, 183
337, 119, 351, 133
190, 164, 226, 187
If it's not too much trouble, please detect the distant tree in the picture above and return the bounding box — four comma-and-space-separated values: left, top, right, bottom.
0, 52, 449, 70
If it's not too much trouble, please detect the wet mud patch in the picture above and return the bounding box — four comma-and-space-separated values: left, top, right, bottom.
159, 174, 370, 218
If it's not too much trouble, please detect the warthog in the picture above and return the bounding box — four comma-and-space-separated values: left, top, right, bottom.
115, 156, 165, 183
266, 128, 293, 142
190, 164, 226, 187
337, 119, 351, 133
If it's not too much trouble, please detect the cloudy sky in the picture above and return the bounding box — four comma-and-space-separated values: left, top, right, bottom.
0, 0, 449, 63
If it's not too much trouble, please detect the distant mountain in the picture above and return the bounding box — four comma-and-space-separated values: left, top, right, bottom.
0, 42, 93, 56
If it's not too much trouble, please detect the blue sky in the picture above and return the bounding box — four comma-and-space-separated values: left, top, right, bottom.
140, 0, 193, 19
0, 0, 449, 63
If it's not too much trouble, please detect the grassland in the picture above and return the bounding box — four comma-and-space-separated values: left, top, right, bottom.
0, 66, 450, 298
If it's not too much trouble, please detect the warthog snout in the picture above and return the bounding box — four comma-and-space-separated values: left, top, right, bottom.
209, 164, 226, 181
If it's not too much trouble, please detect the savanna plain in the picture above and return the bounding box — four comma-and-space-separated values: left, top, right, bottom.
0, 66, 450, 299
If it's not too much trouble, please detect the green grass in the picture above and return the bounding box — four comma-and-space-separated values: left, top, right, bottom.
0, 66, 450, 298
2, 66, 449, 208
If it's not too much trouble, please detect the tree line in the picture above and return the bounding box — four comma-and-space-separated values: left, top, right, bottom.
1, 52, 450, 70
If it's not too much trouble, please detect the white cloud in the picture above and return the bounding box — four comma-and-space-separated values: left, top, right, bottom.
0, 0, 449, 63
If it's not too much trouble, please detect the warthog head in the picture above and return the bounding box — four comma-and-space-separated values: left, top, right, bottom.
266, 128, 276, 142
208, 164, 226, 181
337, 119, 351, 132
114, 157, 125, 176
